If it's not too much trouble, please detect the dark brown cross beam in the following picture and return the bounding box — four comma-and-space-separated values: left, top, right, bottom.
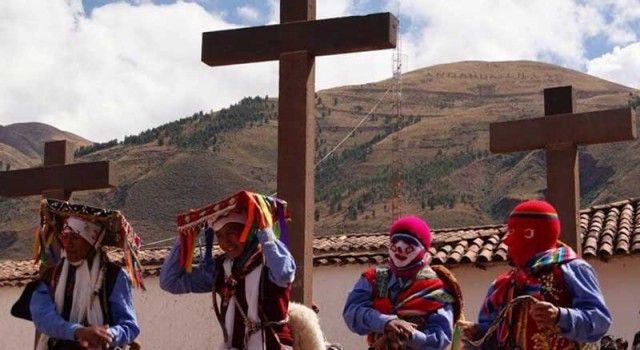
201, 1, 397, 304
490, 86, 637, 255
0, 140, 113, 200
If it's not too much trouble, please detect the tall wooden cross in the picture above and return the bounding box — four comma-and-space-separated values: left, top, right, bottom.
0, 140, 112, 201
490, 86, 637, 255
201, 1, 397, 303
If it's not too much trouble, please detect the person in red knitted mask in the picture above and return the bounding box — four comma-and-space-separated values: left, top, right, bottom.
504, 200, 562, 267
459, 200, 612, 350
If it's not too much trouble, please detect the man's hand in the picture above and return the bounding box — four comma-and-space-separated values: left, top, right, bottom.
384, 319, 417, 340
457, 320, 481, 340
530, 301, 560, 327
74, 325, 112, 348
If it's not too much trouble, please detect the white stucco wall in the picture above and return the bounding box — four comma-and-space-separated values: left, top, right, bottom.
1, 256, 638, 349
1, 286, 34, 349
314, 256, 640, 349
312, 263, 510, 349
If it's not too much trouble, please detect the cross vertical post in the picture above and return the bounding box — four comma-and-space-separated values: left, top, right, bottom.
544, 86, 580, 253
490, 85, 636, 255
42, 140, 74, 200
201, 1, 397, 303
277, 0, 316, 306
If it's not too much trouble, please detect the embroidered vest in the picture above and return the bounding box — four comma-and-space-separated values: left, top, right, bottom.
496, 264, 577, 350
362, 265, 453, 347
44, 260, 122, 350
213, 256, 293, 349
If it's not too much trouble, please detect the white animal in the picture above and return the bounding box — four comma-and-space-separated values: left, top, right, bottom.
288, 302, 327, 350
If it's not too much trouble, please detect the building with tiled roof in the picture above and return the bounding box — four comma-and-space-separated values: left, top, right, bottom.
3, 197, 639, 288
314, 197, 640, 266
2, 198, 639, 349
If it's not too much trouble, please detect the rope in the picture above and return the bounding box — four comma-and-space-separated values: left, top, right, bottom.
142, 81, 397, 247
139, 237, 176, 248
314, 81, 396, 168
461, 295, 538, 347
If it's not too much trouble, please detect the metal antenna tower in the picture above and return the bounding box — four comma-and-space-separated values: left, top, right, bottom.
390, 0, 406, 220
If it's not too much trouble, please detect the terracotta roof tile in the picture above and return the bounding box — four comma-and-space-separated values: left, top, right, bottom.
2, 198, 640, 286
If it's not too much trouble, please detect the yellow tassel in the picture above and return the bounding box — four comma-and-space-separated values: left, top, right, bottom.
255, 195, 273, 228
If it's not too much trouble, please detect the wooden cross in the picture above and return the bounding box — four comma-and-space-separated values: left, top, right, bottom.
0, 140, 112, 200
490, 86, 637, 255
201, 1, 397, 304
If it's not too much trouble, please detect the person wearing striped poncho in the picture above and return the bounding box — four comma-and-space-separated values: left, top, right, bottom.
343, 216, 456, 350
458, 200, 612, 350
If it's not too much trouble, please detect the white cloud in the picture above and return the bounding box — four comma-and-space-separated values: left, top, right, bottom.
399, 0, 608, 69
317, 0, 351, 19
581, 0, 640, 45
0, 0, 279, 142
587, 43, 640, 88
236, 5, 260, 23
0, 0, 638, 143
266, 0, 353, 22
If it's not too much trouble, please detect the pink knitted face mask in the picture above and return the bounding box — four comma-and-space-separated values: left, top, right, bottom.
389, 240, 421, 268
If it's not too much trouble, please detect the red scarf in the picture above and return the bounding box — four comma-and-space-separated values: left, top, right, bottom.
486, 246, 576, 309
483, 246, 577, 346
363, 265, 453, 345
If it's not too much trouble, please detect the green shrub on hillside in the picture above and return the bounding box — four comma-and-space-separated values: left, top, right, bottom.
76, 97, 270, 156
75, 139, 118, 157
629, 93, 640, 109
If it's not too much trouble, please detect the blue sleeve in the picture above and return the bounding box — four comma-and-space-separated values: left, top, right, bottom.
556, 260, 611, 342
477, 282, 498, 333
407, 303, 454, 350
257, 228, 296, 288
342, 276, 397, 335
107, 270, 140, 347
29, 281, 81, 341
159, 238, 215, 294
466, 282, 499, 350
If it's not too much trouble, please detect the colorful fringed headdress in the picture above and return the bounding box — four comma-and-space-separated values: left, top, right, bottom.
175, 190, 290, 272
35, 198, 145, 289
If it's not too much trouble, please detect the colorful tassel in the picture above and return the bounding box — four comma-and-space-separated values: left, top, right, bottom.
176, 191, 291, 271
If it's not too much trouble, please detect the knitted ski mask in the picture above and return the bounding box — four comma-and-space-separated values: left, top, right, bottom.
388, 216, 432, 279
505, 200, 561, 267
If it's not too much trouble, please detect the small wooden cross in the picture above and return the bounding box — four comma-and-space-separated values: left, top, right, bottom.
0, 140, 112, 200
490, 86, 637, 255
201, 1, 397, 304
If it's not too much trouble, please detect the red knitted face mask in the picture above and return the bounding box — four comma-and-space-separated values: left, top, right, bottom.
504, 226, 539, 267
505, 200, 561, 267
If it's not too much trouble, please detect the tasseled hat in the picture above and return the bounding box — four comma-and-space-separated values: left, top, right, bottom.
36, 199, 145, 289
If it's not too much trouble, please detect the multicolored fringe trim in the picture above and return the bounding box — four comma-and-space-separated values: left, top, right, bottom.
527, 245, 577, 273
175, 190, 290, 273
34, 199, 146, 290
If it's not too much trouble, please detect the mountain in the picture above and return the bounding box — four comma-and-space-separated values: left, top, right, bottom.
0, 60, 638, 260
0, 122, 93, 168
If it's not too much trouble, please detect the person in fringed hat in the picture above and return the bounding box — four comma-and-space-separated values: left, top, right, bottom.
458, 200, 611, 349
28, 199, 142, 350
160, 191, 297, 349
343, 215, 462, 350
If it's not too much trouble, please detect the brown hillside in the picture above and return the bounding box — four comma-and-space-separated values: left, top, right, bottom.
0, 122, 93, 165
0, 60, 638, 260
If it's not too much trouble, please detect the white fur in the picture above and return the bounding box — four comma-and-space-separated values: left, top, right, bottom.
288, 302, 326, 350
